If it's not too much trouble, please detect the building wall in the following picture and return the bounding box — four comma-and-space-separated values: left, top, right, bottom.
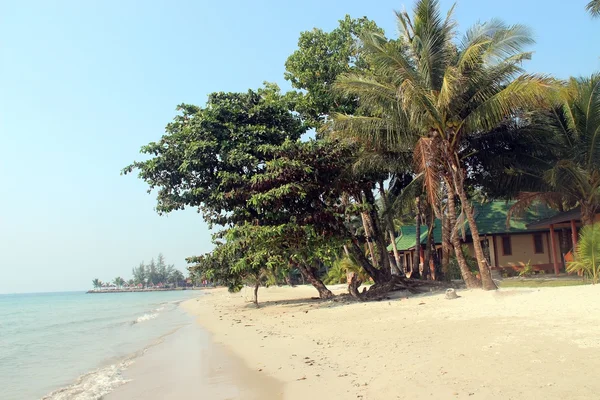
461, 232, 562, 272
494, 233, 550, 268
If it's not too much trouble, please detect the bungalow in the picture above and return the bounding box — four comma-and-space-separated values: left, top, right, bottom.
389, 201, 563, 275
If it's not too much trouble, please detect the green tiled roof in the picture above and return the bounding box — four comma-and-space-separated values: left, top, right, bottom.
389, 223, 443, 251
470, 201, 557, 234
387, 201, 557, 252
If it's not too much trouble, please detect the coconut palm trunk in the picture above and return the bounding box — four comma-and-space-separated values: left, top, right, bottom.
446, 181, 480, 288
411, 196, 422, 279
378, 181, 403, 275
450, 165, 496, 289
361, 211, 378, 267
441, 205, 451, 279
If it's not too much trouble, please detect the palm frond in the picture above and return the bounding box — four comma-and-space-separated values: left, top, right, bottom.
586, 0, 600, 17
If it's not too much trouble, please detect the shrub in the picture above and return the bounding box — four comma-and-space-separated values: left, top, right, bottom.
567, 223, 600, 284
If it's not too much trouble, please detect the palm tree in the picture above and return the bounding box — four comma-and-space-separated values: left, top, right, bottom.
567, 223, 600, 283
510, 74, 600, 226
334, 0, 552, 289
113, 277, 125, 288
587, 0, 600, 17
92, 278, 102, 289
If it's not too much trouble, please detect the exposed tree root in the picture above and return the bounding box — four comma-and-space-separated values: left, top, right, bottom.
348, 275, 461, 301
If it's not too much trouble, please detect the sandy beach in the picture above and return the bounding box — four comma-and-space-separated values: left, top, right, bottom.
178, 284, 600, 400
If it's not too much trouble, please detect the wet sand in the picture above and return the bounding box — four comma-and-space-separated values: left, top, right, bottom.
106, 315, 281, 400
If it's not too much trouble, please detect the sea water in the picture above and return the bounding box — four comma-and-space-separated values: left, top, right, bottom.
0, 290, 202, 400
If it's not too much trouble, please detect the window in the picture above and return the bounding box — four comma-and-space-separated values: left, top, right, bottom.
502, 236, 512, 256
533, 233, 544, 254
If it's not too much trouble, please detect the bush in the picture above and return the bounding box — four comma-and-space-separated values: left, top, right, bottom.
447, 245, 478, 280
324, 257, 370, 285
567, 223, 600, 284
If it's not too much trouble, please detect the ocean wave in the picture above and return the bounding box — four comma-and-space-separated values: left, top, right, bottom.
41, 359, 133, 400
134, 313, 158, 324
154, 306, 165, 312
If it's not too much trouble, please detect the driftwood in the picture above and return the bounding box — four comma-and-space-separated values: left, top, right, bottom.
348, 275, 460, 302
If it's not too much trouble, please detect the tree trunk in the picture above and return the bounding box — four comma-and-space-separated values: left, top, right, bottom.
425, 221, 435, 280
411, 197, 422, 279
285, 273, 295, 287
347, 240, 388, 284
296, 263, 334, 299
446, 183, 480, 288
441, 203, 451, 279
253, 282, 260, 306
378, 181, 402, 275
361, 212, 378, 267
453, 179, 497, 290
581, 203, 597, 226
363, 189, 392, 280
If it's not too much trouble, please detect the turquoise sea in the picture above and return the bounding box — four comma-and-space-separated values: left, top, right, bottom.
0, 290, 202, 400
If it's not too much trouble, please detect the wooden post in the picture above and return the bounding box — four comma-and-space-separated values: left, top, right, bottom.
550, 224, 559, 275
570, 219, 578, 254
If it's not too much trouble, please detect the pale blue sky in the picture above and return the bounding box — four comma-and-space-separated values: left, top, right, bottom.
0, 0, 598, 293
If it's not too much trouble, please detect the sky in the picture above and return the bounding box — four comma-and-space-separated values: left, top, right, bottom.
0, 0, 598, 293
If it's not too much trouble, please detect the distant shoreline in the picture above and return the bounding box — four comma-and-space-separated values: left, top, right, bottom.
86, 287, 210, 294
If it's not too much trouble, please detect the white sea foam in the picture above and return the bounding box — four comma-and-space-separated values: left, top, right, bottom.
154, 306, 165, 312
135, 313, 158, 323
41, 359, 133, 400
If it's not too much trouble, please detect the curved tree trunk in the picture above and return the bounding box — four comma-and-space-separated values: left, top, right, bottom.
363, 189, 392, 280
347, 240, 388, 284
454, 182, 497, 290
361, 212, 378, 267
411, 196, 422, 279
296, 263, 333, 299
446, 182, 480, 288
378, 181, 402, 275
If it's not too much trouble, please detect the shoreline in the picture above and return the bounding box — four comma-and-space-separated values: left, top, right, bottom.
86, 287, 210, 294
105, 294, 281, 400
181, 284, 600, 399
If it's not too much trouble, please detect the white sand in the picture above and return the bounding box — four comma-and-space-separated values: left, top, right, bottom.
183, 284, 600, 399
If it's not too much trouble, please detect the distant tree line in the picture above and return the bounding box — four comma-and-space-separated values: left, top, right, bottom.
91, 253, 187, 289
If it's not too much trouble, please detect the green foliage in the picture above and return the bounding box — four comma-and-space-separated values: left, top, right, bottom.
324, 256, 370, 284
448, 246, 478, 280
123, 84, 306, 227
567, 224, 600, 283
284, 16, 383, 130
92, 278, 102, 289
519, 261, 534, 277
508, 74, 600, 225
587, 0, 600, 17
112, 277, 125, 288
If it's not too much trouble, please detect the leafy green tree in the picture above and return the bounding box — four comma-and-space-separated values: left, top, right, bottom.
168, 269, 185, 287
122, 84, 305, 228
132, 263, 147, 286
113, 277, 125, 288
147, 259, 157, 285
567, 224, 600, 283
334, 0, 553, 289
284, 16, 383, 131
587, 0, 600, 17
156, 253, 169, 284
92, 278, 102, 289
127, 279, 134, 286
510, 74, 600, 226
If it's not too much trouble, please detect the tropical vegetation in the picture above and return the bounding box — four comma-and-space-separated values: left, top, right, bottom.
123, 0, 599, 303
567, 224, 600, 283
92, 253, 187, 289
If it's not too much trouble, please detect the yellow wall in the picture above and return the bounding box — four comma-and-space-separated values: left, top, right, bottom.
462, 232, 562, 269
494, 233, 550, 268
